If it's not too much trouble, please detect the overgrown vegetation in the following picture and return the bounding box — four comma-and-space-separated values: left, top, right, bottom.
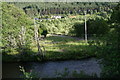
98, 3, 120, 78
2, 2, 120, 78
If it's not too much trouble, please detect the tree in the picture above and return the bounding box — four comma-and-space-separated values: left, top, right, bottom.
87, 18, 109, 37
2, 3, 33, 54
39, 23, 48, 38
70, 22, 84, 37
100, 3, 120, 78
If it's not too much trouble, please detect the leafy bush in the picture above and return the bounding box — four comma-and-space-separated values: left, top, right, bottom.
87, 18, 109, 37
98, 3, 120, 78
70, 22, 84, 37
39, 23, 48, 37
2, 3, 34, 54
19, 66, 38, 79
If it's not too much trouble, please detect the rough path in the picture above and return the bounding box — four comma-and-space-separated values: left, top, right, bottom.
29, 58, 102, 78
51, 34, 84, 40
3, 58, 102, 78
41, 34, 84, 44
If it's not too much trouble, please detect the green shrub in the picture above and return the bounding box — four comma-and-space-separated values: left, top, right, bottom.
98, 3, 120, 78
39, 23, 48, 37
87, 18, 109, 37
70, 22, 84, 37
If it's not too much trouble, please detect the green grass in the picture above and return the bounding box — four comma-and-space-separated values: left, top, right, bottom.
39, 35, 97, 61
3, 35, 98, 62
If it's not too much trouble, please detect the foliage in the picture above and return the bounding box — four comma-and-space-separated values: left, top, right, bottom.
39, 23, 48, 37
110, 3, 120, 23
69, 22, 84, 37
87, 18, 109, 37
97, 3, 120, 78
69, 17, 109, 38
1, 3, 41, 62
8, 2, 117, 17
19, 66, 38, 79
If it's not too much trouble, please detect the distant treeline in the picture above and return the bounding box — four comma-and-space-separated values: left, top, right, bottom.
8, 2, 118, 17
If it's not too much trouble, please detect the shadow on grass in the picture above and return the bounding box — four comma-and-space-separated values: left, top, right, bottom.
41, 35, 99, 61
2, 35, 99, 62
2, 48, 43, 62
43, 43, 98, 61
45, 36, 77, 43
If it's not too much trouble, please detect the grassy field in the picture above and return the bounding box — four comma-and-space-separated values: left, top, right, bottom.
30, 34, 98, 61
3, 34, 98, 62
